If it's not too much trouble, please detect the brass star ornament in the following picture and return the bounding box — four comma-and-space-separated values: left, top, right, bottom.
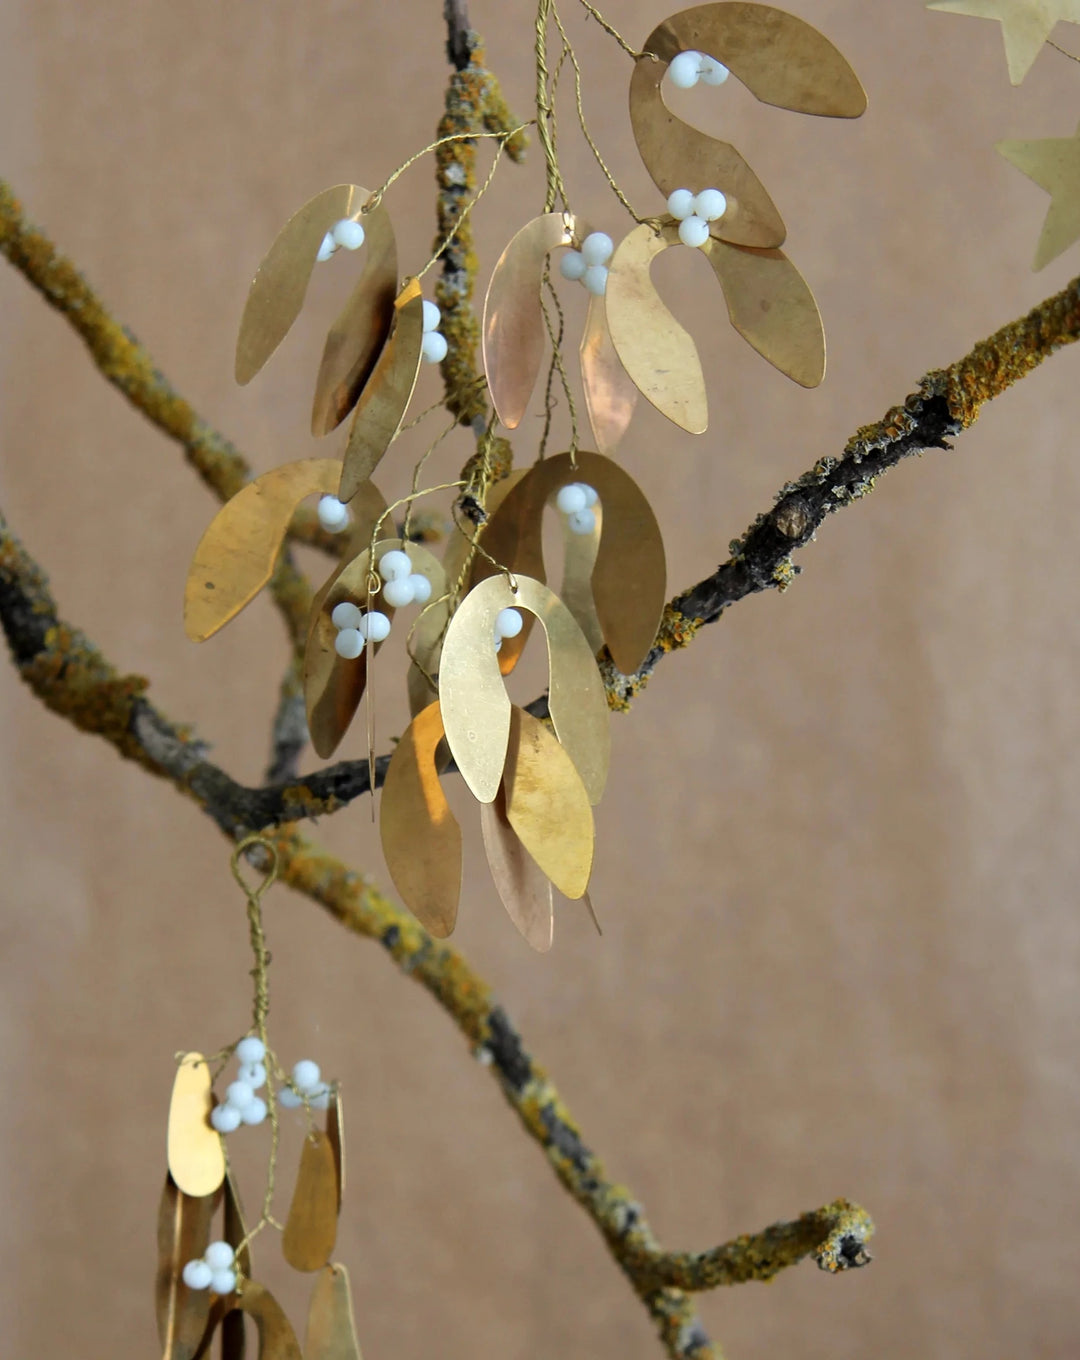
928, 0, 1080, 84
998, 122, 1080, 268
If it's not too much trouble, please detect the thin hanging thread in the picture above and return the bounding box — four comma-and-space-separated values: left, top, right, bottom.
539, 266, 580, 458
1048, 38, 1080, 64
367, 125, 532, 212
536, 0, 571, 212
403, 415, 461, 541
575, 0, 656, 60
417, 128, 529, 280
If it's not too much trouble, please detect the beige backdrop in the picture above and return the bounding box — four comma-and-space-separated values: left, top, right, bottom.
2, 1, 1079, 1356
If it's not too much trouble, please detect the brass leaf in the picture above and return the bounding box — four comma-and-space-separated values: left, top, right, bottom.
282, 1131, 339, 1273
327, 1087, 345, 1213
220, 1169, 252, 1360
560, 499, 605, 657
184, 460, 343, 643
234, 1284, 303, 1360
303, 1265, 364, 1360
156, 1173, 220, 1360
481, 213, 575, 429
480, 790, 555, 952
167, 1054, 226, 1198
579, 294, 639, 455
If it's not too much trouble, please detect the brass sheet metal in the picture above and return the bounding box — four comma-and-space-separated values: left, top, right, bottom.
311, 200, 397, 435
580, 294, 639, 455
560, 501, 605, 657
221, 1170, 251, 1360
380, 702, 462, 937
482, 213, 575, 429
606, 223, 708, 434
236, 184, 370, 385
339, 279, 424, 501
235, 1284, 303, 1360
480, 789, 555, 952
327, 1088, 345, 1213
503, 707, 594, 900
156, 1173, 219, 1360
703, 236, 825, 386
282, 1130, 339, 1273
304, 1265, 364, 1360
998, 123, 1080, 270
184, 459, 342, 642
167, 1054, 226, 1198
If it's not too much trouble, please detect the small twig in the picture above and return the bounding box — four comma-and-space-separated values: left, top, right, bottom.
264, 654, 309, 785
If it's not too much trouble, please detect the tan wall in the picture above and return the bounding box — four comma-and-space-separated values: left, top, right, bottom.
2, 1, 1079, 1356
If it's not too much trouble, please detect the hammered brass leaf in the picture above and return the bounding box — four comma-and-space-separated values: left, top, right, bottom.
311, 203, 397, 435
304, 1265, 364, 1360
438, 574, 610, 805
481, 789, 555, 951
630, 4, 866, 249
235, 1284, 303, 1360
156, 1173, 220, 1360
167, 1054, 226, 1198
236, 185, 373, 386
702, 236, 825, 387
282, 1131, 339, 1273
580, 294, 639, 455
184, 460, 343, 642
503, 707, 594, 900
327, 1087, 345, 1212
482, 213, 576, 429
605, 223, 707, 434
339, 279, 424, 502
380, 702, 462, 937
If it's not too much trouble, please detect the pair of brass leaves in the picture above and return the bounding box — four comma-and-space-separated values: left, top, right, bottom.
227, 1265, 363, 1360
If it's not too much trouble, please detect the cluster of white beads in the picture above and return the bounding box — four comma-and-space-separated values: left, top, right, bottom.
332, 549, 432, 659
278, 1059, 332, 1110
421, 300, 448, 365
668, 51, 729, 89
317, 495, 351, 534
182, 1240, 237, 1295
667, 188, 728, 248
493, 606, 523, 653
317, 217, 366, 263
559, 233, 614, 297
556, 481, 599, 536
210, 1036, 269, 1134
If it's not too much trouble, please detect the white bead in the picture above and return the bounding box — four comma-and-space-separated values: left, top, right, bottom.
678, 215, 710, 248
556, 484, 587, 514
408, 573, 432, 605
493, 637, 502, 653
422, 300, 441, 332
204, 1241, 235, 1271
292, 1060, 321, 1094
278, 1086, 303, 1109
581, 232, 614, 266
667, 189, 695, 221
310, 1086, 332, 1111
378, 550, 412, 582
210, 1269, 238, 1296
332, 218, 365, 251
669, 51, 702, 88
240, 1097, 267, 1126
421, 331, 448, 364
568, 508, 597, 535
182, 1260, 213, 1290
225, 1080, 254, 1109
331, 601, 363, 631
235, 1036, 265, 1064
316, 232, 336, 263
317, 496, 349, 533
381, 576, 416, 609
359, 611, 391, 643
583, 265, 608, 297
559, 250, 586, 281
210, 1104, 242, 1134
334, 628, 364, 660
495, 608, 523, 639
237, 1061, 266, 1090
699, 55, 729, 85
693, 189, 727, 222
578, 482, 599, 508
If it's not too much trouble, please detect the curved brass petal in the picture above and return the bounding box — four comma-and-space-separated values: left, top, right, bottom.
560, 501, 604, 656
282, 1130, 339, 1273
438, 574, 610, 805
379, 702, 462, 938
167, 1053, 226, 1198
156, 1174, 219, 1360
338, 279, 424, 501
702, 236, 825, 387
303, 1265, 363, 1360
480, 789, 555, 952
481, 212, 575, 430
184, 459, 343, 642
606, 223, 707, 434
580, 294, 639, 455
234, 1284, 303, 1360
236, 185, 371, 386
326, 1088, 345, 1213
311, 199, 398, 435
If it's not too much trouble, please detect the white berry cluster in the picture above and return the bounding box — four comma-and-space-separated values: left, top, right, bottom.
317, 217, 366, 263
317, 495, 351, 534
666, 188, 728, 248
278, 1058, 332, 1110
556, 481, 599, 536
420, 300, 447, 365
668, 50, 729, 89
493, 606, 523, 653
210, 1035, 268, 1134
332, 549, 432, 660
182, 1240, 238, 1296
559, 233, 614, 297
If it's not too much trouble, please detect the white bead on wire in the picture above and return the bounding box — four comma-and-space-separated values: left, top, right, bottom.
183, 1242, 237, 1295
317, 496, 350, 534
556, 482, 599, 534
560, 232, 613, 296
668, 50, 729, 89
318, 218, 366, 262
667, 185, 728, 249
420, 300, 448, 364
